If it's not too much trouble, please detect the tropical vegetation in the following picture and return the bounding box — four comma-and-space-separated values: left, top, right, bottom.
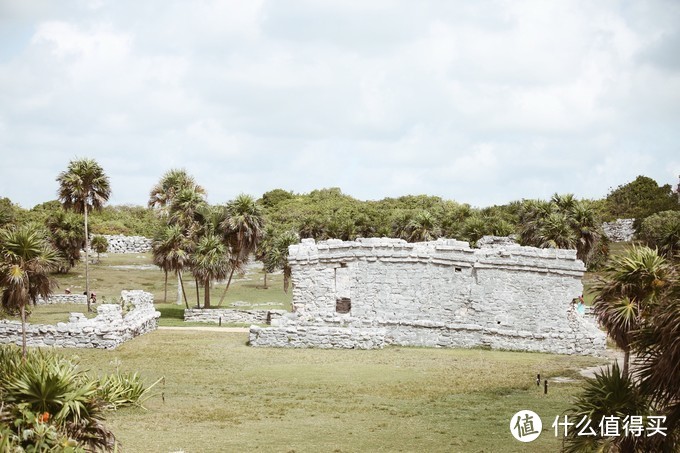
56, 158, 111, 312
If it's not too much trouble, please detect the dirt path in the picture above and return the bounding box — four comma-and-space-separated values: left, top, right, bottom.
579, 350, 625, 379
158, 326, 249, 333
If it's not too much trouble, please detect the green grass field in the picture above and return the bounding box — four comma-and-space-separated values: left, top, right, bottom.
65, 330, 603, 453
3, 251, 614, 451
11, 253, 292, 325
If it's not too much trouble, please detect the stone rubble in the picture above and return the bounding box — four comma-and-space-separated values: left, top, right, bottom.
100, 235, 153, 254
602, 219, 635, 242
0, 290, 160, 349
249, 237, 607, 355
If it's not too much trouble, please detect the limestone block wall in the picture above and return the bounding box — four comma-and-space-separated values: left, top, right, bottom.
249, 238, 607, 355
101, 235, 153, 253
36, 294, 88, 305
0, 290, 160, 349
602, 219, 635, 242
184, 308, 286, 325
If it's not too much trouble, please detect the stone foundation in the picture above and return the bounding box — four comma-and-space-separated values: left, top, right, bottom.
249, 237, 607, 355
0, 290, 160, 349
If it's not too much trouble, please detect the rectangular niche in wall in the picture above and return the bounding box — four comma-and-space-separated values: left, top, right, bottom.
336, 297, 351, 314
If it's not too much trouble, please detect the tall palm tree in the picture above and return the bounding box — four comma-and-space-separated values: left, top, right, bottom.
148, 169, 206, 217
217, 194, 264, 306
0, 225, 59, 356
191, 233, 229, 308
152, 225, 192, 307
56, 158, 111, 312
592, 245, 671, 375
261, 231, 299, 293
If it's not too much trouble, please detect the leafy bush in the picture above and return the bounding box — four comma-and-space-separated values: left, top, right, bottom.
639, 210, 680, 259
0, 345, 162, 452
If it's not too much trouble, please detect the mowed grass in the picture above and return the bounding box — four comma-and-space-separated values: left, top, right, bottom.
16, 253, 292, 325
65, 330, 604, 453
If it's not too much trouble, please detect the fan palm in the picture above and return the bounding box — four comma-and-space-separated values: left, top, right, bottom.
408, 211, 441, 242
56, 158, 111, 312
569, 200, 602, 264
45, 210, 85, 272
191, 233, 229, 308
217, 194, 264, 306
0, 225, 59, 357
152, 225, 192, 307
592, 245, 671, 375
148, 169, 206, 217
563, 362, 650, 453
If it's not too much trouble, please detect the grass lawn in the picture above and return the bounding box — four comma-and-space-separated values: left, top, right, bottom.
65, 330, 604, 453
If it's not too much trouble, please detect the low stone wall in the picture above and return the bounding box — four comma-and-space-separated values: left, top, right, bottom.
184, 308, 286, 325
602, 219, 635, 242
249, 306, 604, 354
101, 235, 153, 253
0, 290, 160, 349
36, 294, 87, 305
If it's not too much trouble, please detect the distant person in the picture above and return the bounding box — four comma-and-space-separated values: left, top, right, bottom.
90, 292, 97, 305
576, 295, 585, 315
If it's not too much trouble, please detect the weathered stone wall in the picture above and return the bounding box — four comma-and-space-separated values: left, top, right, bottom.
602, 219, 635, 242
184, 308, 286, 325
249, 238, 607, 355
36, 294, 88, 305
101, 235, 152, 253
0, 290, 160, 349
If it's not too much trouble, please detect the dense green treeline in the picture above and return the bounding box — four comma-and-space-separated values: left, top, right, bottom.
1, 174, 678, 269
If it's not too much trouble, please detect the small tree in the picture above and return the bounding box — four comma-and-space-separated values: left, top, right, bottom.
91, 235, 108, 263
639, 210, 680, 259
0, 225, 59, 357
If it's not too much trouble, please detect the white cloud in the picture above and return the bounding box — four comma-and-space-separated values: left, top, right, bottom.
0, 0, 678, 209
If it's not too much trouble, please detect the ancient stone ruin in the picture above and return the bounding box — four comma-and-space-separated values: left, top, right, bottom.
602, 219, 635, 242
101, 235, 153, 253
0, 290, 160, 349
249, 237, 606, 355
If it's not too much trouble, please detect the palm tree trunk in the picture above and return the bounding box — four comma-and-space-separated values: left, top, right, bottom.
623, 349, 630, 377
204, 280, 211, 308
263, 271, 268, 289
194, 276, 200, 308
20, 303, 27, 358
176, 272, 182, 306
164, 270, 168, 303
178, 271, 189, 309
217, 267, 236, 307
84, 203, 90, 312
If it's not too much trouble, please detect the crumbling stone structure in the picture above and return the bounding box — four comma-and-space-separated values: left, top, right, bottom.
249, 238, 606, 355
100, 235, 153, 253
0, 290, 160, 349
602, 219, 635, 242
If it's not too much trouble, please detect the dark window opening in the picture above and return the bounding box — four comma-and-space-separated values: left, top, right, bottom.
454, 267, 462, 272
336, 297, 351, 314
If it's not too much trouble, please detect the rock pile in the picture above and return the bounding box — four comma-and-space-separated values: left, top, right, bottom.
101, 235, 153, 253
602, 219, 635, 242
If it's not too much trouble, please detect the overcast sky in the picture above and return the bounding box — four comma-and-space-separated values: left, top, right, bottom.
1, 0, 679, 209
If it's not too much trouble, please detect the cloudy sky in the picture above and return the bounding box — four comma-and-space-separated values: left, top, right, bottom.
1, 0, 679, 209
